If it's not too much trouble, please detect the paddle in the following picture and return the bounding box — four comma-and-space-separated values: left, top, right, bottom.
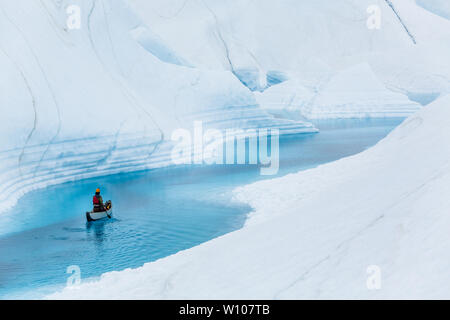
106, 201, 112, 219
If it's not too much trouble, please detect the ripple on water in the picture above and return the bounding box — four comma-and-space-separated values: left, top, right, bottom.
0, 118, 404, 298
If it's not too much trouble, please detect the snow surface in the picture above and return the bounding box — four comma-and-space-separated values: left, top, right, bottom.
49, 95, 450, 299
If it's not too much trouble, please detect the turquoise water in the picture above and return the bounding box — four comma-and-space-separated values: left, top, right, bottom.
0, 118, 403, 298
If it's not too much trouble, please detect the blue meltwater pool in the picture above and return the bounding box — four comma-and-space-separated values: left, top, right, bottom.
0, 118, 403, 298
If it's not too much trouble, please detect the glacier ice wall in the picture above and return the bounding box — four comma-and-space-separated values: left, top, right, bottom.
0, 0, 315, 213
1, 0, 450, 213
131, 0, 450, 113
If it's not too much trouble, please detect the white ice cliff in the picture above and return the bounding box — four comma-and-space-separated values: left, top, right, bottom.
0, 0, 317, 213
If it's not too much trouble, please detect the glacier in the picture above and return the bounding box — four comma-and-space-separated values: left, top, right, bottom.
49, 94, 450, 299
0, 0, 316, 214
1, 0, 450, 299
2, 0, 447, 214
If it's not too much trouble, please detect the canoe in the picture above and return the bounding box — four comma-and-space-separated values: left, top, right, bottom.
86, 201, 112, 222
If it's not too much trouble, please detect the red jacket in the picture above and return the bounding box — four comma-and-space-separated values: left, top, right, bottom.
93, 194, 103, 207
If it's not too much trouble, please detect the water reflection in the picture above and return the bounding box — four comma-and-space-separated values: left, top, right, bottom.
0, 118, 404, 298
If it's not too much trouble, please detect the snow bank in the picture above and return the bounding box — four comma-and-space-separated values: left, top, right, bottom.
256, 64, 420, 119
48, 95, 450, 299
253, 80, 314, 120
303, 63, 420, 118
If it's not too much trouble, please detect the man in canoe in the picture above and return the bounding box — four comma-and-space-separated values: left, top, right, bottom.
93, 188, 106, 212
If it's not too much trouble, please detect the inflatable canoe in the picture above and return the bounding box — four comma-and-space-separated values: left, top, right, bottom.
86, 201, 112, 222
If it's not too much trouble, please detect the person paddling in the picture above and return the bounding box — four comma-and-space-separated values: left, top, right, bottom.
93, 188, 106, 212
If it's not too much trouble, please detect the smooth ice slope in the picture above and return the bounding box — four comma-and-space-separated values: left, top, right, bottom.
130, 0, 450, 114
416, 0, 450, 20
49, 95, 450, 299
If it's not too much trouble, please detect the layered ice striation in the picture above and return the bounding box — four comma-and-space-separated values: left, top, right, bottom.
0, 0, 314, 213
2, 0, 450, 212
